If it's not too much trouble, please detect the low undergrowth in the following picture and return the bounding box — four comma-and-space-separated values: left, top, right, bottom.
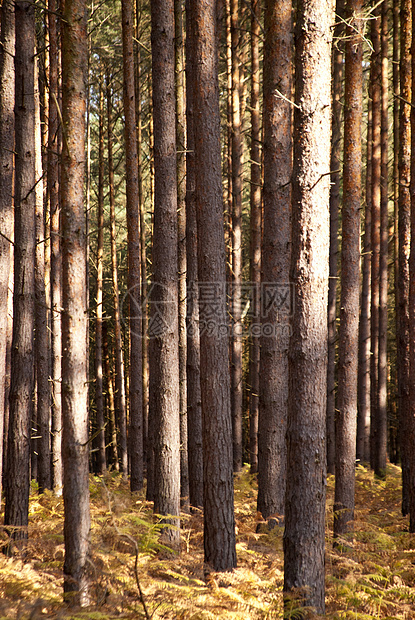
0, 463, 414, 619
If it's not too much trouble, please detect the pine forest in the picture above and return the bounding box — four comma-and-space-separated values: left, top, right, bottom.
1, 0, 415, 618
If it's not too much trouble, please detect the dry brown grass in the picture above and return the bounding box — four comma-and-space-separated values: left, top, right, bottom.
0, 464, 414, 619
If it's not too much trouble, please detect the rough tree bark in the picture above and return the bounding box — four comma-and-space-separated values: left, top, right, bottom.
193, 0, 237, 571
283, 0, 334, 613
61, 0, 91, 603
334, 0, 363, 539
257, 0, 292, 520
4, 0, 36, 546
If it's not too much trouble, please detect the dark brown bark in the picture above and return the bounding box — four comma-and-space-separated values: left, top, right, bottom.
0, 0, 15, 510
4, 0, 36, 546
370, 5, 381, 472
121, 0, 143, 492
175, 0, 189, 506
103, 322, 119, 471
376, 0, 389, 479
397, 0, 411, 517
150, 0, 180, 546
248, 0, 261, 475
61, 0, 91, 603
334, 0, 363, 538
257, 0, 291, 520
283, 0, 334, 613
34, 55, 51, 493
327, 0, 344, 476
230, 0, 243, 473
106, 74, 128, 477
95, 70, 106, 475
193, 0, 237, 571
48, 0, 62, 494
185, 0, 203, 510
357, 91, 372, 464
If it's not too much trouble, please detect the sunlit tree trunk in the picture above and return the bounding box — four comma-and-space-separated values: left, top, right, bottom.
334, 0, 363, 539
150, 0, 180, 546
193, 0, 237, 571
0, 0, 15, 510
61, 0, 91, 603
4, 0, 36, 546
284, 0, 334, 613
257, 0, 291, 520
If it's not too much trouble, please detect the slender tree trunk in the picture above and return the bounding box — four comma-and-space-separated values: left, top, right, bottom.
121, 0, 143, 492
34, 54, 51, 493
284, 0, 334, 613
257, 0, 291, 520
103, 322, 119, 471
0, 0, 15, 511
150, 0, 180, 546
193, 0, 237, 571
334, 0, 363, 539
370, 5, 381, 472
106, 74, 128, 477
230, 0, 244, 473
48, 0, 63, 494
397, 0, 411, 517
376, 0, 389, 479
61, 0, 91, 603
327, 0, 344, 475
95, 70, 106, 475
185, 0, 203, 509
4, 0, 36, 546
357, 91, 372, 464
248, 0, 261, 475
175, 0, 189, 506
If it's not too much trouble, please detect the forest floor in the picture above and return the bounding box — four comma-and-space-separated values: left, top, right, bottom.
0, 464, 414, 619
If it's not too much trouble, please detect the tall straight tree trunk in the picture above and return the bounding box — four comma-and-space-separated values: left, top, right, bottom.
334, 0, 363, 538
34, 55, 51, 493
61, 0, 91, 603
48, 0, 63, 494
193, 0, 237, 571
103, 322, 119, 471
0, 0, 15, 510
121, 0, 143, 492
185, 0, 203, 509
150, 0, 180, 546
357, 91, 372, 464
248, 0, 261, 475
4, 0, 36, 545
230, 0, 243, 473
376, 0, 389, 479
257, 0, 291, 520
370, 5, 381, 471
397, 0, 411, 517
175, 0, 189, 506
95, 70, 106, 475
327, 0, 344, 475
283, 0, 334, 613
106, 74, 128, 476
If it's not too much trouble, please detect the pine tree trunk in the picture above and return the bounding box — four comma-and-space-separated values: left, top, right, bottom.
334, 0, 363, 539
230, 0, 244, 473
0, 0, 15, 511
48, 0, 63, 494
103, 322, 119, 470
257, 0, 291, 520
61, 0, 91, 603
397, 0, 411, 517
283, 0, 334, 613
121, 0, 143, 492
248, 0, 261, 475
4, 0, 36, 546
185, 0, 203, 509
150, 0, 181, 546
193, 0, 237, 571
327, 0, 344, 475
